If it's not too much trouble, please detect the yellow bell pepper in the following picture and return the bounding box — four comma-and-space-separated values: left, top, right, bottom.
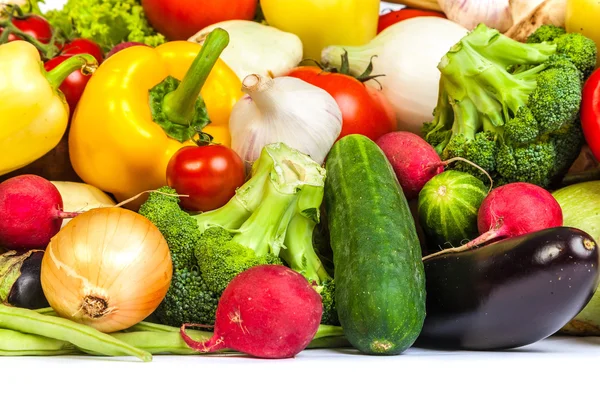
0, 41, 96, 176
566, 0, 600, 67
260, 0, 380, 61
69, 28, 242, 206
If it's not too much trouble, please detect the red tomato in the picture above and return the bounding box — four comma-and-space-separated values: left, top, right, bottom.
2, 15, 53, 43
166, 145, 246, 212
581, 69, 600, 162
62, 38, 104, 63
44, 38, 103, 111
44, 56, 92, 112
378, 8, 446, 34
141, 0, 258, 40
287, 66, 397, 142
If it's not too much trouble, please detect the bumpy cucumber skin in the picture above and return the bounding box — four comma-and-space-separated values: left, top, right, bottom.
418, 170, 488, 250
324, 134, 426, 355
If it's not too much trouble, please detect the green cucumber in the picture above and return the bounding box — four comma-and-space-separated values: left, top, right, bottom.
324, 134, 426, 355
418, 170, 488, 250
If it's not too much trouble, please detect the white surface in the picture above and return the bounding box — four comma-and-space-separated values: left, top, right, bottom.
17, 1, 598, 398
2, 336, 600, 399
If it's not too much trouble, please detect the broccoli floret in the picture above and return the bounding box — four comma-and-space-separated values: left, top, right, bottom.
503, 107, 539, 145
550, 119, 586, 180
139, 188, 218, 326
194, 228, 281, 294
156, 268, 219, 327
139, 143, 328, 327
496, 141, 556, 187
423, 23, 593, 188
554, 33, 598, 78
526, 25, 566, 44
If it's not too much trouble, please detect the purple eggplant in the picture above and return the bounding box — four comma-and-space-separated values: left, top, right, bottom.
418, 227, 600, 350
0, 250, 49, 309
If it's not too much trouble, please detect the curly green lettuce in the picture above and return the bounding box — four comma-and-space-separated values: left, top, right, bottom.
44, 0, 165, 52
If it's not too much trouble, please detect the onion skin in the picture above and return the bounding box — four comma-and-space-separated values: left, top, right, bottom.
40, 207, 173, 333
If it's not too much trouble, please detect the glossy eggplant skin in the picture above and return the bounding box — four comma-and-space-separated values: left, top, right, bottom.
418, 227, 600, 350
1, 251, 49, 309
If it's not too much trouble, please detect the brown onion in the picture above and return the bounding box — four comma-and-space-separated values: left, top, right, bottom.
41, 207, 172, 333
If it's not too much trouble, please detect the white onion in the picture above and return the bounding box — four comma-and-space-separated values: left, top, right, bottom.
189, 20, 303, 80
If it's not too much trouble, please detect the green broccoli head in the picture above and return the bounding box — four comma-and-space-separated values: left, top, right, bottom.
139, 187, 201, 271
526, 25, 566, 44
153, 268, 219, 328
503, 107, 540, 145
528, 57, 583, 134
554, 33, 598, 79
422, 23, 589, 188
318, 280, 339, 326
496, 141, 556, 187
195, 227, 282, 294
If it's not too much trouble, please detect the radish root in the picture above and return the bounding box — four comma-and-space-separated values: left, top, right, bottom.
113, 190, 189, 208
441, 157, 494, 192
422, 222, 505, 261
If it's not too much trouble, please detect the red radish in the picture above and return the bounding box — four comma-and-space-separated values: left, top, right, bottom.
0, 175, 80, 250
422, 182, 563, 260
106, 42, 149, 58
180, 264, 323, 359
376, 132, 446, 200
377, 131, 492, 200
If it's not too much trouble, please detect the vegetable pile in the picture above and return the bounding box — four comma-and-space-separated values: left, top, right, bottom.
3, 0, 600, 361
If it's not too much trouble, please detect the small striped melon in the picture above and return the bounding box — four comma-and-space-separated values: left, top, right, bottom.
417, 170, 488, 250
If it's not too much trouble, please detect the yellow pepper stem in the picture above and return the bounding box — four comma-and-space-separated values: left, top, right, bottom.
45, 53, 98, 90
162, 28, 230, 126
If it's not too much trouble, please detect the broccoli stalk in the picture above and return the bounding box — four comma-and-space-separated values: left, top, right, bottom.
280, 213, 339, 326
194, 143, 327, 294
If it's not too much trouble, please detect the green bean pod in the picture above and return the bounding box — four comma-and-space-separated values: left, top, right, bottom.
0, 304, 152, 362
0, 329, 77, 356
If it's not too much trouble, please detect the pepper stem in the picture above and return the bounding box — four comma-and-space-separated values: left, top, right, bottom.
162, 28, 230, 126
45, 53, 98, 90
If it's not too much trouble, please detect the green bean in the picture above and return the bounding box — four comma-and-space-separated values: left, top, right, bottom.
110, 330, 216, 355
0, 329, 78, 356
128, 320, 181, 333
33, 307, 57, 316
0, 304, 152, 362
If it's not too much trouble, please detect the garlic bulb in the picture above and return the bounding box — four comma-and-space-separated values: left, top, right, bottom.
438, 0, 514, 32
230, 74, 342, 169
189, 20, 303, 80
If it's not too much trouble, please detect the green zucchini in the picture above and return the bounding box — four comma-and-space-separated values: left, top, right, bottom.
324, 134, 426, 355
418, 170, 488, 250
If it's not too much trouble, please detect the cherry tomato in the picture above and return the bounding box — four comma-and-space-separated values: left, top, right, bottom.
44, 38, 103, 111
3, 15, 53, 43
44, 55, 92, 112
142, 0, 258, 40
166, 145, 246, 212
62, 38, 104, 63
378, 8, 446, 34
287, 66, 397, 142
581, 68, 600, 161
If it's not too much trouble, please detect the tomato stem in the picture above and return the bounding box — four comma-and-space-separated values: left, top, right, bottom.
0, 17, 62, 60
162, 28, 230, 126
45, 53, 98, 91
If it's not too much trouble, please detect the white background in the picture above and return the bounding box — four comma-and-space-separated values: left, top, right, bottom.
5, 1, 597, 399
